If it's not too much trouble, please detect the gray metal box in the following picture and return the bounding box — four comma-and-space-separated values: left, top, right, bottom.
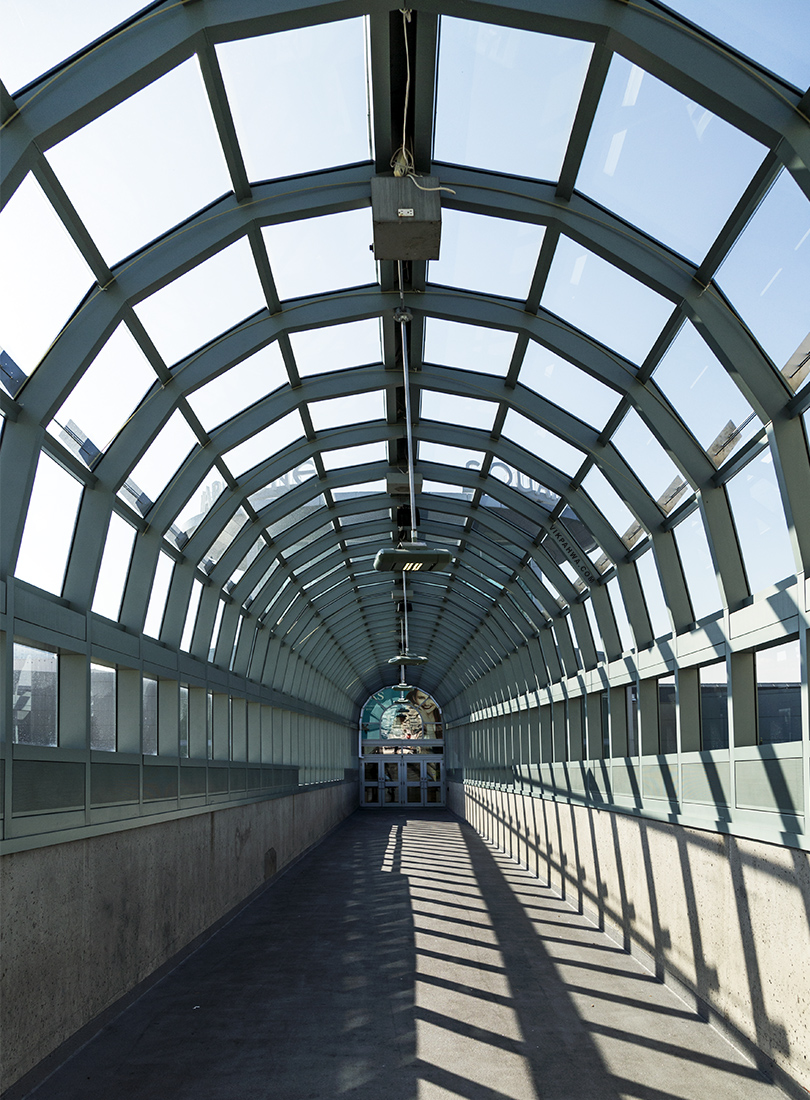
371, 175, 442, 260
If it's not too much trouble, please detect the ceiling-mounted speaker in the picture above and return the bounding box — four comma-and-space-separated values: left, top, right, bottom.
371, 176, 442, 260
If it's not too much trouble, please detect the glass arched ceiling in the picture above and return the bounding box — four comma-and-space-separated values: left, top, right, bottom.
1, 0, 809, 714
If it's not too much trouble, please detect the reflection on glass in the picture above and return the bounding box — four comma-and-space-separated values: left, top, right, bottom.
186, 344, 288, 431
756, 638, 801, 744
674, 509, 722, 621
47, 59, 231, 264
700, 661, 728, 750
652, 321, 759, 464
429, 209, 544, 300
92, 512, 136, 620
90, 663, 116, 751
435, 17, 591, 181
717, 170, 810, 388
217, 18, 371, 182
202, 507, 249, 573
423, 318, 516, 376
16, 452, 83, 596
0, 174, 93, 374
262, 209, 377, 300
290, 319, 381, 377
726, 447, 795, 593
612, 408, 688, 513
517, 341, 619, 429
12, 643, 58, 746
576, 55, 764, 260
168, 468, 226, 548
541, 235, 674, 365
134, 237, 265, 367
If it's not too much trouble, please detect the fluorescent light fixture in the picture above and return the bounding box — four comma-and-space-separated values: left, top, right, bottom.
374, 544, 453, 572
388, 653, 428, 666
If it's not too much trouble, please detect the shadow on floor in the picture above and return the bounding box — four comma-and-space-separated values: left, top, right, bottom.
21, 810, 782, 1100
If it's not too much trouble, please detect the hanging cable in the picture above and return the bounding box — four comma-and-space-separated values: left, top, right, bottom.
396, 260, 418, 544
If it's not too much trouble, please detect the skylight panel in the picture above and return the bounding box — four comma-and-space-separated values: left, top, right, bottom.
419, 441, 486, 468
134, 237, 266, 367
673, 509, 722, 621
248, 463, 315, 509
517, 341, 619, 429
322, 441, 387, 471
308, 392, 384, 432
502, 409, 585, 477
223, 410, 305, 478
661, 0, 810, 90
186, 344, 288, 431
47, 323, 156, 460
726, 448, 795, 593
46, 59, 231, 265
262, 209, 377, 300
202, 507, 250, 572
0, 0, 147, 93
582, 466, 637, 541
125, 410, 197, 507
420, 391, 497, 432
636, 547, 671, 640
15, 453, 83, 595
652, 321, 759, 464
143, 551, 174, 638
716, 170, 810, 389
0, 174, 94, 375
429, 210, 544, 301
576, 56, 765, 261
612, 409, 688, 513
289, 320, 382, 378
168, 468, 226, 547
180, 579, 203, 651
216, 18, 371, 182
423, 318, 516, 377
607, 577, 634, 652
541, 236, 674, 365
434, 18, 591, 182
92, 512, 136, 620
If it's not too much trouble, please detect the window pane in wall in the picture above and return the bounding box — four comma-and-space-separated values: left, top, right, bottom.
12, 643, 58, 746
207, 691, 214, 757
180, 580, 203, 652
143, 552, 174, 638
608, 577, 634, 653
674, 509, 722, 621
756, 638, 801, 744
90, 663, 116, 751
143, 677, 158, 755
726, 448, 795, 593
626, 683, 638, 757
179, 685, 189, 758
700, 661, 728, 750
92, 512, 136, 620
658, 674, 676, 754
15, 453, 84, 596
636, 548, 671, 639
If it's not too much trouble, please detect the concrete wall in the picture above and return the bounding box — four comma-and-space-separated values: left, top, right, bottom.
449, 781, 810, 1098
1, 782, 357, 1090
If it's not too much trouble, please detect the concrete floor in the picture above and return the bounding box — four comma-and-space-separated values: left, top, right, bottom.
24, 810, 785, 1099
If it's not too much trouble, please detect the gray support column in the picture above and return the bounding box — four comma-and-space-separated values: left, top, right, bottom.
59, 653, 88, 750
639, 676, 659, 755
552, 699, 566, 762
609, 685, 628, 758
567, 696, 584, 761
188, 686, 207, 759
617, 560, 652, 651
158, 679, 178, 756
212, 693, 229, 760
231, 697, 247, 761
116, 668, 141, 754
677, 667, 701, 752
540, 704, 552, 763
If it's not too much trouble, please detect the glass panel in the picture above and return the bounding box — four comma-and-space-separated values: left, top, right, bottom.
16, 452, 83, 595
674, 510, 722, 620
517, 341, 619, 429
581, 466, 636, 541
434, 17, 591, 181
308, 392, 384, 432
90, 663, 116, 751
47, 58, 231, 264
660, 0, 810, 90
92, 512, 136, 620
658, 675, 677, 754
585, 597, 604, 661
421, 391, 498, 433
541, 235, 674, 365
180, 579, 203, 651
321, 441, 386, 471
12, 643, 58, 746
168, 468, 226, 548
756, 638, 801, 744
652, 321, 759, 464
201, 507, 249, 571
423, 318, 516, 377
143, 551, 174, 638
134, 237, 266, 367
125, 410, 197, 508
717, 170, 810, 387
419, 441, 486, 470
576, 56, 764, 260
636, 548, 671, 639
186, 344, 288, 431
607, 577, 634, 653
289, 320, 381, 377
612, 408, 688, 513
142, 676, 158, 756
48, 323, 156, 460
364, 786, 379, 803
217, 17, 370, 180
262, 209, 376, 301
700, 661, 728, 750
406, 787, 421, 803
180, 685, 189, 758
223, 410, 305, 477
0, 174, 93, 374
429, 209, 544, 301
726, 447, 795, 592
248, 463, 316, 509
209, 600, 226, 659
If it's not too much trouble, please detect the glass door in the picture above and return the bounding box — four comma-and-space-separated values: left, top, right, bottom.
360, 755, 444, 806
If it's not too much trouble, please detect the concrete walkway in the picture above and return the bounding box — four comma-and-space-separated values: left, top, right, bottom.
25, 810, 784, 1099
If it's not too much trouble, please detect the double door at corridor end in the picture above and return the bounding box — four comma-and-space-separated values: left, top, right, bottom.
361, 756, 444, 806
